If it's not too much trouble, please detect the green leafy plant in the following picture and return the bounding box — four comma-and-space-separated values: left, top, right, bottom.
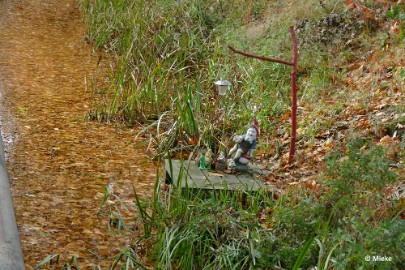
326, 138, 397, 193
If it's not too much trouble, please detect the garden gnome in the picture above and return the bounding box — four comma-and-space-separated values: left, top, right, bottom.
215, 151, 227, 170
228, 119, 259, 168
205, 149, 213, 169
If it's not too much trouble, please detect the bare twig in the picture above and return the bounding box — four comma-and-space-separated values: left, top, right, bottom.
331, 0, 342, 14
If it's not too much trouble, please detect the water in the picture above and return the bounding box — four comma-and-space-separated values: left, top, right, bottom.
0, 0, 156, 268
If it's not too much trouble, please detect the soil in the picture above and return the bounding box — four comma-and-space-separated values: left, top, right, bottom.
0, 0, 156, 268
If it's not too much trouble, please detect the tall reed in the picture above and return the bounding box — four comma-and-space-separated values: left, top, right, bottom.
81, 0, 299, 151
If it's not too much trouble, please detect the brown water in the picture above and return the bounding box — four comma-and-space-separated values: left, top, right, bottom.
0, 0, 156, 268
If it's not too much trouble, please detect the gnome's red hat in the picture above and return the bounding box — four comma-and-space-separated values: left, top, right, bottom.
250, 118, 259, 135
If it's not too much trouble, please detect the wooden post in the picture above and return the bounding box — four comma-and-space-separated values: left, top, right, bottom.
229, 26, 299, 164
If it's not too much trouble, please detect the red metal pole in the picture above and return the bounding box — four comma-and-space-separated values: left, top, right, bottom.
288, 26, 298, 164
228, 45, 293, 66
229, 26, 299, 165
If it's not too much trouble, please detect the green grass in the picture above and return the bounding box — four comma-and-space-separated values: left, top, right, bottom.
89, 139, 402, 270
82, 0, 403, 154
34, 139, 403, 269
80, 0, 312, 151
71, 1, 405, 269
82, 0, 405, 154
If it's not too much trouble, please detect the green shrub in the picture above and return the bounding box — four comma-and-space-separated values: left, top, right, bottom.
326, 138, 397, 193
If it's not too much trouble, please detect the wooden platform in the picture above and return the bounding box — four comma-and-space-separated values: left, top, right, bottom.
165, 159, 268, 192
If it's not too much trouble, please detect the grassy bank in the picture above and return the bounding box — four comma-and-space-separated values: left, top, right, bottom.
81, 1, 337, 150
91, 138, 403, 270
81, 0, 404, 157
63, 0, 405, 269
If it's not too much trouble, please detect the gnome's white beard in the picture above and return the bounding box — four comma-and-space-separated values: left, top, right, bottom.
246, 135, 255, 143
245, 128, 257, 143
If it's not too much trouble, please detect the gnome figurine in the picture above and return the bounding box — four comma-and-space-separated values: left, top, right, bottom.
199, 149, 213, 170
205, 149, 213, 169
215, 151, 227, 170
228, 119, 259, 168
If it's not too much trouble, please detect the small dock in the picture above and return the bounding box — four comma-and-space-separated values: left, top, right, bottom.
165, 159, 269, 192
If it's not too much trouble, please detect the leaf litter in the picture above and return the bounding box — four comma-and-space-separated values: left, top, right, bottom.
0, 0, 157, 268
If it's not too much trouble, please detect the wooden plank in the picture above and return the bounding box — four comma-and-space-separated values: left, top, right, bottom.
165, 159, 208, 188
165, 159, 267, 191
247, 163, 271, 176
